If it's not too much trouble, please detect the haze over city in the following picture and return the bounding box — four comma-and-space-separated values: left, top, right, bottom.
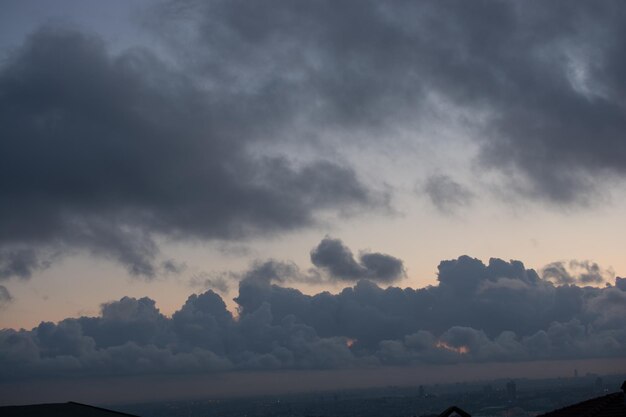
1, 0, 625, 407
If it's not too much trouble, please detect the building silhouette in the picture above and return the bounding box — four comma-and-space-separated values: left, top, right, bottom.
506, 380, 517, 402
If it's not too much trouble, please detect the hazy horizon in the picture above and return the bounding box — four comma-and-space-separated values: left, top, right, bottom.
2, 358, 625, 406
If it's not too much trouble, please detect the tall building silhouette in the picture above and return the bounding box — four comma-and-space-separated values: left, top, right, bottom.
506, 380, 517, 401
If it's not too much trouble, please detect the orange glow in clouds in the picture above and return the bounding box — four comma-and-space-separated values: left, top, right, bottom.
436, 341, 469, 354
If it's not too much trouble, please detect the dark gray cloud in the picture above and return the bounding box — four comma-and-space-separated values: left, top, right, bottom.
203, 238, 403, 289
0, 27, 379, 278
310, 238, 364, 281
0, 285, 12, 309
423, 175, 474, 214
2, 255, 624, 379
240, 260, 310, 285
190, 256, 328, 295
542, 260, 614, 285
152, 0, 626, 204
0, 248, 57, 280
310, 237, 405, 283
227, 259, 324, 287
4, 1, 626, 278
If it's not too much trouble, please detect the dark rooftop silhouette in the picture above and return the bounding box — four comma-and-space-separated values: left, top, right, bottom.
0, 401, 139, 417
437, 405, 472, 417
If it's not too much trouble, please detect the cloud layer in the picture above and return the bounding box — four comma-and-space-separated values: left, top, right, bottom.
152, 0, 626, 204
3, 1, 626, 276
0, 28, 378, 278
2, 255, 624, 380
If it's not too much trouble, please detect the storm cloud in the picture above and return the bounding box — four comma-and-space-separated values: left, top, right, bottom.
3, 1, 626, 278
152, 0, 626, 203
0, 28, 378, 278
1, 255, 624, 380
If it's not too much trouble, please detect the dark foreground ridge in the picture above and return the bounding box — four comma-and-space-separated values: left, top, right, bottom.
538, 381, 626, 417
0, 401, 139, 417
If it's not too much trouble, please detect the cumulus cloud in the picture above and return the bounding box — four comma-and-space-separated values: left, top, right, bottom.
310, 237, 405, 283
0, 27, 379, 279
2, 255, 625, 379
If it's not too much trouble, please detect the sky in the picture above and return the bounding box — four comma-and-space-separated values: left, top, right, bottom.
1, 0, 626, 404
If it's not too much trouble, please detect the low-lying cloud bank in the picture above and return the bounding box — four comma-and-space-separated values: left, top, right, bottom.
1, 255, 625, 380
